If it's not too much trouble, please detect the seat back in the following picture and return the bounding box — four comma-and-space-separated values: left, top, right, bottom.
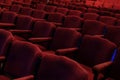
0, 29, 14, 56
82, 20, 105, 35
63, 15, 83, 28
19, 7, 33, 16
104, 27, 120, 46
15, 15, 33, 30
76, 35, 116, 67
99, 16, 117, 25
0, 11, 17, 23
83, 13, 99, 20
68, 10, 82, 17
56, 7, 68, 15
36, 54, 88, 80
32, 21, 55, 37
47, 12, 65, 23
51, 27, 81, 50
31, 10, 46, 19
4, 40, 42, 78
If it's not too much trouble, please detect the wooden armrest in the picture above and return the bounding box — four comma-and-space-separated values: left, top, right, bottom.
9, 30, 32, 34
0, 23, 15, 28
28, 37, 52, 43
56, 47, 78, 55
14, 75, 34, 80
93, 61, 112, 73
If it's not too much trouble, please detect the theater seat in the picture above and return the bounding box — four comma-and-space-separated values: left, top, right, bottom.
29, 27, 81, 56
68, 10, 82, 17
75, 35, 117, 80
104, 26, 120, 46
0, 40, 42, 79
36, 54, 89, 80
0, 29, 14, 56
55, 7, 68, 15
19, 7, 33, 16
93, 47, 120, 80
47, 12, 65, 26
99, 16, 117, 26
62, 15, 83, 30
83, 13, 99, 20
82, 20, 105, 35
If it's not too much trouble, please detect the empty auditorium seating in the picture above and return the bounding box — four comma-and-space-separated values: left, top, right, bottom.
55, 7, 68, 15
15, 21, 55, 41
0, 11, 17, 23
61, 15, 83, 30
44, 5, 56, 12
99, 16, 117, 25
0, 40, 42, 79
0, 11, 17, 29
68, 10, 82, 17
0, 29, 14, 56
93, 47, 120, 80
9, 15, 33, 35
83, 13, 99, 20
30, 27, 81, 55
76, 6, 87, 13
36, 3, 46, 10
19, 7, 33, 16
82, 20, 105, 35
99, 10, 114, 16
32, 54, 88, 80
75, 35, 117, 80
9, 5, 21, 13
104, 27, 120, 46
31, 10, 46, 20
47, 12, 65, 25
87, 8, 99, 13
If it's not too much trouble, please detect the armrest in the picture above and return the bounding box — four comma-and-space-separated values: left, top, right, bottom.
0, 56, 5, 62
56, 47, 78, 55
0, 23, 15, 28
93, 35, 104, 37
14, 75, 34, 80
52, 22, 62, 26
93, 61, 112, 73
9, 30, 32, 34
28, 37, 52, 43
32, 18, 45, 22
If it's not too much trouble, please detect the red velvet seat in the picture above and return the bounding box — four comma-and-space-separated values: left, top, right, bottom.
82, 20, 105, 35
68, 10, 82, 17
62, 15, 83, 30
83, 13, 99, 20
0, 11, 17, 23
99, 16, 117, 26
30, 27, 81, 56
19, 7, 33, 16
47, 12, 65, 25
44, 5, 56, 13
36, 54, 89, 80
104, 26, 120, 46
36, 3, 46, 10
0, 29, 14, 56
31, 10, 46, 20
75, 35, 117, 80
9, 5, 22, 13
55, 7, 68, 15
0, 40, 42, 80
